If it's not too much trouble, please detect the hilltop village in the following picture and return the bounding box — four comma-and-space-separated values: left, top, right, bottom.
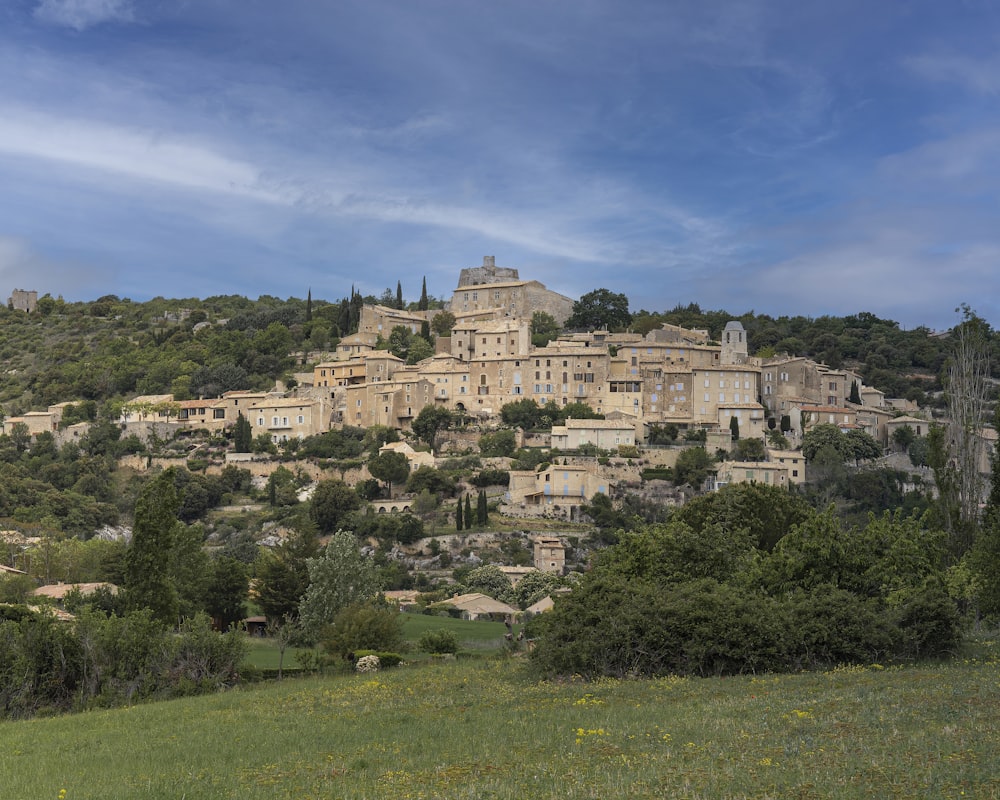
5, 256, 937, 526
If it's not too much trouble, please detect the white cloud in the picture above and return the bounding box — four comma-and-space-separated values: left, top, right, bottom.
906, 52, 1000, 95
0, 109, 276, 201
34, 0, 134, 31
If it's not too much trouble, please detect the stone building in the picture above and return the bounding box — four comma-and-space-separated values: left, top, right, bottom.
448, 257, 574, 324
8, 289, 37, 313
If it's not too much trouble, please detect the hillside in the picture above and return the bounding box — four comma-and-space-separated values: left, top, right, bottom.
3, 651, 998, 799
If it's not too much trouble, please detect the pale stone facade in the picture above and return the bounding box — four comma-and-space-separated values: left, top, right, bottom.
532, 536, 566, 574
8, 289, 37, 313
248, 397, 326, 443
551, 418, 636, 450
504, 464, 607, 519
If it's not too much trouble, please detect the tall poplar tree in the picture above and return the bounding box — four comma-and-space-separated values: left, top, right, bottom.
125, 469, 181, 624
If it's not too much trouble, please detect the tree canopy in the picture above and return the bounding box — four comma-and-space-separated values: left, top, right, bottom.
565, 288, 632, 331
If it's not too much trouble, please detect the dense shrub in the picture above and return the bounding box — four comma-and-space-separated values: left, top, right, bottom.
0, 609, 245, 719
418, 628, 459, 654
531, 505, 963, 679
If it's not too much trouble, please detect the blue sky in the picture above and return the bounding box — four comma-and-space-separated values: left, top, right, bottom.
1, 0, 998, 330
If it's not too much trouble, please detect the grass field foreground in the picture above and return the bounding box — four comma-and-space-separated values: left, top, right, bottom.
3, 643, 999, 799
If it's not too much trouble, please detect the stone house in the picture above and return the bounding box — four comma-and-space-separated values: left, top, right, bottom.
504, 463, 607, 519
550, 418, 636, 450
714, 460, 793, 490
248, 397, 326, 443
532, 536, 566, 574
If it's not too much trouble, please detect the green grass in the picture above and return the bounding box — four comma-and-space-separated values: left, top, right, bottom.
4, 640, 1000, 799
240, 613, 508, 671
399, 612, 508, 648
241, 637, 312, 670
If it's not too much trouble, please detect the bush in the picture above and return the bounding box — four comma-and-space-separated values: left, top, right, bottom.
321, 602, 404, 659
355, 650, 404, 668
470, 469, 510, 488
418, 628, 459, 654
478, 430, 517, 457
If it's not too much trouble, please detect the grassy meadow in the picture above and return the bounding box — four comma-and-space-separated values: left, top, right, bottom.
3, 638, 999, 799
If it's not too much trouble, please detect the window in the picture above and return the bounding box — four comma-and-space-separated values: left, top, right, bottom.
258, 417, 264, 426
297, 415, 304, 424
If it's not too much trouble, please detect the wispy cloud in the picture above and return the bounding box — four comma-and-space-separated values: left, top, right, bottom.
0, 108, 273, 200
34, 0, 134, 31
906, 51, 1000, 95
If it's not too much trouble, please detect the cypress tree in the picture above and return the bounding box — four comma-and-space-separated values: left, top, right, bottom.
306, 288, 313, 321
419, 276, 428, 311
477, 490, 488, 526
849, 380, 861, 404
456, 498, 463, 531
730, 415, 740, 441
465, 495, 473, 529
396, 281, 403, 310
337, 298, 350, 337
234, 411, 252, 453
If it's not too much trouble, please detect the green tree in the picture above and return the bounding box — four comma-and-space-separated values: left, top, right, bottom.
767, 429, 790, 450
387, 325, 412, 360
465, 495, 473, 529
891, 425, 916, 451
733, 438, 766, 462
674, 447, 713, 488
530, 311, 560, 346
500, 398, 543, 429
514, 569, 563, 609
479, 429, 517, 457
849, 380, 861, 404
456, 497, 463, 531
844, 429, 883, 465
477, 489, 488, 527
299, 532, 381, 640
170, 523, 210, 619
321, 601, 404, 659
802, 424, 848, 462
253, 525, 319, 622
367, 450, 411, 498
406, 336, 434, 365
395, 281, 403, 311
430, 310, 456, 337
418, 277, 429, 311
464, 564, 515, 604
729, 416, 740, 442
945, 306, 992, 547
233, 412, 252, 453
204, 556, 249, 630
565, 288, 632, 331
310, 479, 362, 533
124, 470, 180, 624
411, 405, 453, 453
